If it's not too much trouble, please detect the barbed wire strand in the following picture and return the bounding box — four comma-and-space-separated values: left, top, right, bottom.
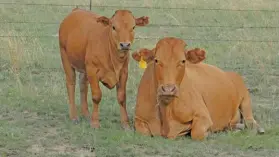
0, 3, 278, 42
1, 21, 279, 29
0, 2, 279, 12
0, 35, 278, 42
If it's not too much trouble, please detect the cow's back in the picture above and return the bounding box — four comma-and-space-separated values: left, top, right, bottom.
185, 63, 240, 131
59, 9, 105, 71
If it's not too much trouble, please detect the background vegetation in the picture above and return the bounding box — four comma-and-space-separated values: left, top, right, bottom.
0, 0, 279, 156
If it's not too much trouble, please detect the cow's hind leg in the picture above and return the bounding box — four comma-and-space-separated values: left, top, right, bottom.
229, 109, 245, 131
79, 73, 90, 120
240, 90, 265, 134
60, 47, 78, 124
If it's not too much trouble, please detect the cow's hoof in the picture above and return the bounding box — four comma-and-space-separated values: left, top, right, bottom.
233, 130, 241, 133
121, 124, 132, 131
82, 113, 90, 120
90, 122, 100, 129
72, 118, 80, 125
167, 136, 176, 140
161, 135, 168, 139
83, 116, 91, 122
257, 127, 265, 135
235, 123, 245, 130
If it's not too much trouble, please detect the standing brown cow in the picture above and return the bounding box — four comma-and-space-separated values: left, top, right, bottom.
58, 8, 149, 129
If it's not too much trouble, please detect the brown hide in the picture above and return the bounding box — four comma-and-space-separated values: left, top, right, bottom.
59, 8, 149, 129
132, 37, 264, 140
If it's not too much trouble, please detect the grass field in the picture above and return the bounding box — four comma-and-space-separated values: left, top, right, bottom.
1, 0, 279, 156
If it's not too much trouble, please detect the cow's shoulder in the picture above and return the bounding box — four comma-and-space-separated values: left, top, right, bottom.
173, 82, 209, 121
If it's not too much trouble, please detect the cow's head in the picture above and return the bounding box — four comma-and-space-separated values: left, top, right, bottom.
97, 10, 149, 56
132, 37, 206, 105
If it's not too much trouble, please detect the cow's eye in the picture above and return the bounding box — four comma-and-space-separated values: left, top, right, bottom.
132, 26, 135, 30
155, 59, 158, 63
177, 60, 186, 67
112, 26, 116, 30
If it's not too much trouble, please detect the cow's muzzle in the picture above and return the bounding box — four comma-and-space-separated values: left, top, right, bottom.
157, 84, 178, 105
119, 42, 131, 51
159, 84, 178, 96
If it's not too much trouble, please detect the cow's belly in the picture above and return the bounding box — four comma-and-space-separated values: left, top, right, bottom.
71, 62, 86, 73
65, 52, 86, 73
201, 84, 238, 132
209, 109, 233, 132
189, 72, 239, 131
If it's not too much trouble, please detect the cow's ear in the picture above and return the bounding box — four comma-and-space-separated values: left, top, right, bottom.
132, 48, 155, 63
135, 16, 149, 26
97, 16, 111, 26
185, 48, 206, 64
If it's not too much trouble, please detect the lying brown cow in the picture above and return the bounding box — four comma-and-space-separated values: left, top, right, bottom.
132, 37, 264, 140
58, 8, 149, 129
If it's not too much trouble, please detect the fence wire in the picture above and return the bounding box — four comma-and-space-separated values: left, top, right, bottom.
1, 1, 278, 97
0, 35, 279, 43
1, 2, 279, 12
0, 2, 279, 43
1, 21, 279, 29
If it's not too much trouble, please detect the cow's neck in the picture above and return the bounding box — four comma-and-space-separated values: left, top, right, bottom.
154, 72, 179, 137
106, 28, 129, 81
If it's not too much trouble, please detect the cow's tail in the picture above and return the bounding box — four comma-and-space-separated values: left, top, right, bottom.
239, 90, 265, 134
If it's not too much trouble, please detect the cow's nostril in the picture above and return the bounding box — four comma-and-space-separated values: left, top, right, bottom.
170, 86, 176, 92
161, 86, 166, 92
120, 42, 131, 49
161, 84, 176, 94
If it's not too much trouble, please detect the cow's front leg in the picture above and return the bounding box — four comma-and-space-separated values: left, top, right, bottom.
134, 117, 151, 136
191, 115, 212, 141
86, 66, 102, 129
116, 67, 130, 130
79, 73, 90, 120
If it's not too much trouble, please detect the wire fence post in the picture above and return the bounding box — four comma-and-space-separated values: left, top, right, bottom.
89, 0, 92, 10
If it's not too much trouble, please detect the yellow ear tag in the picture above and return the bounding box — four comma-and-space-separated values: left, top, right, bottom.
139, 56, 147, 69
